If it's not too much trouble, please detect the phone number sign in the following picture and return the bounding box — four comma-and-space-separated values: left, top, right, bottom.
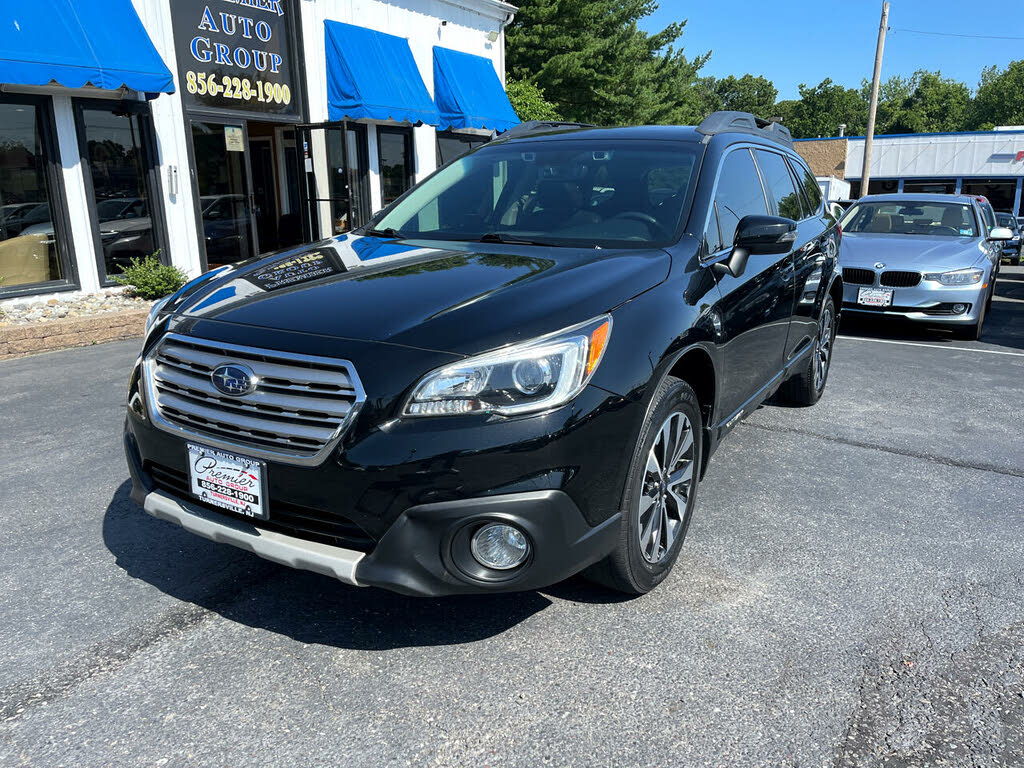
172, 0, 301, 117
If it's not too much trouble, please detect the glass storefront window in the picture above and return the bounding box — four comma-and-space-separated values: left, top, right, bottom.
378, 127, 413, 207
436, 131, 488, 166
960, 179, 1018, 213
902, 179, 956, 195
78, 104, 159, 282
0, 100, 68, 292
325, 124, 370, 234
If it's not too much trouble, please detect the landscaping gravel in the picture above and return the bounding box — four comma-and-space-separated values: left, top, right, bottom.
0, 291, 154, 325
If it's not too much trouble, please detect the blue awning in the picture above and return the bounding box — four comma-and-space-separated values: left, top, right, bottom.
0, 0, 174, 95
433, 47, 520, 133
325, 22, 439, 125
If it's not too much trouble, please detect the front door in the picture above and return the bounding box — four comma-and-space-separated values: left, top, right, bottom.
191, 121, 256, 268
704, 147, 795, 424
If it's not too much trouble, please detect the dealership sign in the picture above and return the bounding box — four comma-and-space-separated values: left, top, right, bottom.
172, 0, 300, 118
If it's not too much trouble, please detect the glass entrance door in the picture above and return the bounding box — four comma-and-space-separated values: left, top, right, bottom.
191, 121, 255, 267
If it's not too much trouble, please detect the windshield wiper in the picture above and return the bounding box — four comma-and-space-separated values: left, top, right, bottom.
476, 232, 556, 246
363, 227, 403, 238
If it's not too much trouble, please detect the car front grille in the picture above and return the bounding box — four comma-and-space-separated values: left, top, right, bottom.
144, 333, 365, 466
145, 462, 375, 551
842, 267, 875, 285
880, 270, 921, 287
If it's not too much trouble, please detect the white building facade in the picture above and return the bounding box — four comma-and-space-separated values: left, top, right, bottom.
797, 128, 1024, 214
0, 0, 518, 301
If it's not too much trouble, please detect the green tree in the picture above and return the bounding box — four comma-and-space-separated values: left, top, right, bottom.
784, 78, 867, 139
505, 77, 562, 121
872, 71, 971, 134
972, 60, 1024, 129
697, 74, 779, 120
505, 0, 708, 126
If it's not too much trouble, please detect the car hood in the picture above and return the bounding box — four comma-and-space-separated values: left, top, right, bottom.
841, 232, 984, 269
166, 234, 671, 356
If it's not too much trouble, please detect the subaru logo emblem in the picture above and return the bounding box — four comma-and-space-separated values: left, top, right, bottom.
874, 262, 886, 269
211, 364, 256, 396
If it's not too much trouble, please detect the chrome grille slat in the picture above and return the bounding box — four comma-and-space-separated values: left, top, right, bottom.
154, 392, 339, 443
153, 365, 352, 419
154, 383, 343, 428
157, 345, 355, 390
144, 333, 366, 466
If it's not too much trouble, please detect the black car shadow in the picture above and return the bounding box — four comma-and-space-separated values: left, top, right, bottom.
103, 481, 558, 650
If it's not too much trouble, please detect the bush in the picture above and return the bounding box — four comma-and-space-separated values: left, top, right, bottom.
112, 254, 187, 300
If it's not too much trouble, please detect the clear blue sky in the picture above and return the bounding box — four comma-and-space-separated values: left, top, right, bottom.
642, 0, 1023, 100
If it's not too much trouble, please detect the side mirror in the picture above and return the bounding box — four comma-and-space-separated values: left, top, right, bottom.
713, 215, 797, 278
989, 226, 1013, 241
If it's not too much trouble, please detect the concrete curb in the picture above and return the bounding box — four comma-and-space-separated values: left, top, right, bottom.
0, 309, 147, 360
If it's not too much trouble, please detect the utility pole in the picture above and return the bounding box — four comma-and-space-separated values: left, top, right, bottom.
861, 1, 889, 194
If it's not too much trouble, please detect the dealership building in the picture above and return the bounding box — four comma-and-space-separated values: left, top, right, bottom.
796, 128, 1024, 214
0, 0, 518, 300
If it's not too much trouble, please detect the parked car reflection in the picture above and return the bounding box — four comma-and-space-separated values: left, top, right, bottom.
19, 196, 153, 275
201, 194, 253, 266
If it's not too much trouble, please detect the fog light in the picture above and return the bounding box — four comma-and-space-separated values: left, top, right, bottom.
953, 303, 967, 314
470, 523, 530, 570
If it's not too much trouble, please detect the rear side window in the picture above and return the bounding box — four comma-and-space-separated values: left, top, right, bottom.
793, 161, 823, 215
754, 150, 802, 221
706, 148, 768, 253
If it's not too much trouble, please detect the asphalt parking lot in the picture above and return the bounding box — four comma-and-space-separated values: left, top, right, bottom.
2, 267, 1023, 767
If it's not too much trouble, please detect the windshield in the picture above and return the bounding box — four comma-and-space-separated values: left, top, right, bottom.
996, 213, 1016, 228
372, 139, 700, 248
840, 201, 977, 237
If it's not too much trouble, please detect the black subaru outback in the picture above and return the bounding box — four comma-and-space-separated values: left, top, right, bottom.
124, 112, 842, 596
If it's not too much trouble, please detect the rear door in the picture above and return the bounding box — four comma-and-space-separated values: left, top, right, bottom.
781, 155, 831, 361
704, 147, 794, 424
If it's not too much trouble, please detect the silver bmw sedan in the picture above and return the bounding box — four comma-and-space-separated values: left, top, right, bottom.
838, 193, 1011, 339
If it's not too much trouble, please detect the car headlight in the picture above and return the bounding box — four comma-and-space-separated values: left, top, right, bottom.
403, 316, 612, 417
923, 268, 984, 286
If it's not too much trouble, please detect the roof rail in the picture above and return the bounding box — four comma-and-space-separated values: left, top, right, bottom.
695, 111, 794, 149
492, 120, 596, 141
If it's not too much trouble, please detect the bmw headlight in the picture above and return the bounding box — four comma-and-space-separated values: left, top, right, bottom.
923, 268, 984, 286
403, 316, 612, 417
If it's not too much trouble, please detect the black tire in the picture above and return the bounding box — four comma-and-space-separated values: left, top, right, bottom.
779, 296, 837, 406
585, 376, 703, 594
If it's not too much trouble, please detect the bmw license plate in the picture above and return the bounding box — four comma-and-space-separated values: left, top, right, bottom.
187, 443, 268, 520
857, 287, 894, 307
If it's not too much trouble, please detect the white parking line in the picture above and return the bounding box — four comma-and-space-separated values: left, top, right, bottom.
837, 335, 1024, 358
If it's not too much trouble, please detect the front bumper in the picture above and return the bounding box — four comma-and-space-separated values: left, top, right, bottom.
841, 277, 987, 325
125, 429, 620, 596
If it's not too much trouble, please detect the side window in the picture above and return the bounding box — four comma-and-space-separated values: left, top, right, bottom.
706, 148, 768, 253
796, 162, 823, 215
754, 150, 802, 221
785, 164, 811, 219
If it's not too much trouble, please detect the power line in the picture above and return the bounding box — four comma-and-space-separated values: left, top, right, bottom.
892, 27, 1024, 41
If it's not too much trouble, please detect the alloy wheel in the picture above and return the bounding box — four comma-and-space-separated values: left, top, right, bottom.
813, 306, 834, 392
637, 411, 695, 564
